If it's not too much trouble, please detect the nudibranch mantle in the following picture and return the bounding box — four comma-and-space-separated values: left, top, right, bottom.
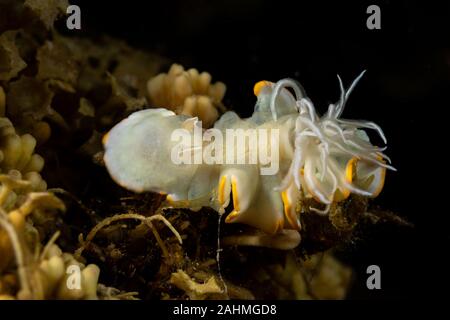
103, 72, 395, 236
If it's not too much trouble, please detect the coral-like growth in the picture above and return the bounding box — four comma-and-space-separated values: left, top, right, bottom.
0, 174, 135, 299
0, 118, 45, 172
0, 118, 47, 204
0, 172, 65, 298
0, 118, 131, 300
0, 31, 27, 82
169, 269, 223, 300
24, 0, 69, 30
147, 64, 226, 127
264, 251, 351, 300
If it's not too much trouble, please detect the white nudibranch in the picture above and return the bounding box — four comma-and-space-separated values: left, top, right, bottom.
103, 71, 395, 236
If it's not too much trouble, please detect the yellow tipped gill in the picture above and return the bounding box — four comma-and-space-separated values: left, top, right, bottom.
253, 80, 272, 96
102, 131, 110, 145
218, 175, 227, 205
281, 190, 300, 230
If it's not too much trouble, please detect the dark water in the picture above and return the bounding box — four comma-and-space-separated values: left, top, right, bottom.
67, 0, 449, 299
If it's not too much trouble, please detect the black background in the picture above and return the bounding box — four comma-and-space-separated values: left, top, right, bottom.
65, 0, 450, 299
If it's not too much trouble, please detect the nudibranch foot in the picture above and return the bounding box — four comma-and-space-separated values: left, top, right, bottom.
222, 229, 301, 250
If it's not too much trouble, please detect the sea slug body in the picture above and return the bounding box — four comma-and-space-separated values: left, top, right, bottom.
103, 72, 394, 235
